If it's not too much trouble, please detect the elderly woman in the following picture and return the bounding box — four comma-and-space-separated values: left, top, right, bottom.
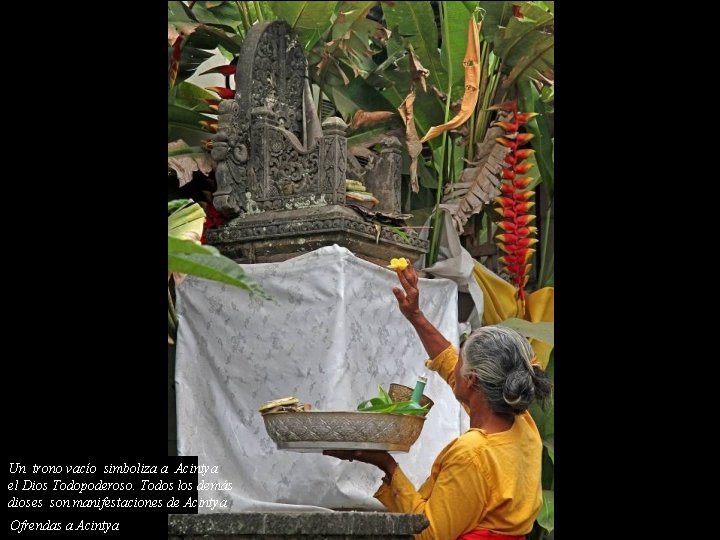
325, 266, 552, 540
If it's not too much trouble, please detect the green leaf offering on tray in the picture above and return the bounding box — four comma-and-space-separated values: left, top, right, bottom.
357, 385, 429, 416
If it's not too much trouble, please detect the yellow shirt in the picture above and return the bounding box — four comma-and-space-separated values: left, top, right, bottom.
374, 345, 543, 539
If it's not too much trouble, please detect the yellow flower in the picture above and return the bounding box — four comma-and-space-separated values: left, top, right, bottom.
387, 258, 409, 270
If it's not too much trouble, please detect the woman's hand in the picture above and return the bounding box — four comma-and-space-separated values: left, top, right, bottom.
392, 265, 452, 359
323, 450, 398, 478
392, 266, 422, 323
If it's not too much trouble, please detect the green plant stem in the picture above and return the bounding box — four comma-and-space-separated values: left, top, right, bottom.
476, 43, 489, 120
475, 53, 500, 144
168, 285, 177, 329
428, 2, 455, 267
252, 1, 264, 22
168, 146, 204, 157
487, 56, 501, 105
450, 137, 456, 189
168, 308, 177, 334
468, 107, 476, 162
236, 1, 251, 33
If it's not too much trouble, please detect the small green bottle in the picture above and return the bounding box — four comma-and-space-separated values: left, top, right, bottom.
410, 374, 428, 404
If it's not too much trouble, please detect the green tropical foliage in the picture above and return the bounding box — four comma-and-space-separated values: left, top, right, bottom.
528, 349, 554, 538
167, 200, 268, 344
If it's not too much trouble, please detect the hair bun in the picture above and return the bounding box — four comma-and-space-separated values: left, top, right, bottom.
502, 370, 534, 411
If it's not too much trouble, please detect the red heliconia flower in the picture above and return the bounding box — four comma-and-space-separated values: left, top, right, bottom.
496, 221, 516, 232
490, 100, 519, 112
513, 162, 534, 174
516, 226, 538, 237
516, 133, 535, 145
495, 136, 517, 150
495, 196, 515, 208
496, 233, 519, 243
513, 190, 535, 202
515, 149, 536, 159
199, 120, 218, 133
515, 112, 539, 123
515, 214, 536, 226
513, 177, 533, 189
203, 98, 221, 112
492, 99, 540, 305
512, 5, 524, 19
493, 120, 519, 132
497, 236, 538, 249
506, 263, 531, 276
516, 237, 539, 248
200, 64, 237, 77
200, 202, 226, 244
513, 201, 535, 213
498, 243, 522, 254
205, 86, 235, 99
495, 208, 517, 219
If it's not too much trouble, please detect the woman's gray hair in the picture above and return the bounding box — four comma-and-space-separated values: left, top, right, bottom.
460, 325, 551, 415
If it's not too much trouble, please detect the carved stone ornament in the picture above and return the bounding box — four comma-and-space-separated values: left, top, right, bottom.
209, 20, 427, 264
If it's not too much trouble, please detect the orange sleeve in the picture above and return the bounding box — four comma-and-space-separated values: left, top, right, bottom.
424, 344, 469, 415
374, 449, 488, 540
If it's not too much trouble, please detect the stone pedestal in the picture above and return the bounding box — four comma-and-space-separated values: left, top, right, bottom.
206, 205, 426, 266
168, 512, 428, 540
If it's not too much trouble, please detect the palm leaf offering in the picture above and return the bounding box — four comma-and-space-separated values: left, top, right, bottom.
357, 385, 429, 416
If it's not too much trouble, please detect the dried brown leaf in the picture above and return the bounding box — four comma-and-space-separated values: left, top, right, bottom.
408, 47, 429, 93
168, 140, 214, 187
348, 145, 377, 159
430, 85, 447, 102
168, 24, 180, 46
349, 110, 396, 130
441, 135, 510, 233
450, 98, 463, 116
420, 18, 481, 143
398, 89, 422, 193
374, 26, 392, 43
336, 60, 350, 85
475, 112, 511, 161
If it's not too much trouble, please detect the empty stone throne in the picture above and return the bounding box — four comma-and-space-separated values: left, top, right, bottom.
205, 20, 427, 265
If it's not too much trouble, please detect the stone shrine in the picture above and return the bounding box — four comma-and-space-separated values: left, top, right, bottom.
206, 20, 427, 265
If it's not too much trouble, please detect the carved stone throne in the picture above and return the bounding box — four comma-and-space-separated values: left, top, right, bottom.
205, 20, 427, 265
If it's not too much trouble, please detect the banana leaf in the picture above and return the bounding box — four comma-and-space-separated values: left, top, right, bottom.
537, 490, 554, 532
498, 318, 553, 346
268, 1, 338, 47
383, 1, 447, 93
441, 1, 477, 102
517, 79, 553, 197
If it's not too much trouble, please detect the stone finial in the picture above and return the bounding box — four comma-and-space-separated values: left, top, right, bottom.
380, 135, 403, 154
321, 116, 348, 137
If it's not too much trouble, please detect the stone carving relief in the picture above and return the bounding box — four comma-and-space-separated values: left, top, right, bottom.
213, 21, 340, 217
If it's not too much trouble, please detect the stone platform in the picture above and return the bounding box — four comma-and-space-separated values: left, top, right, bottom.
206, 205, 427, 266
168, 512, 429, 540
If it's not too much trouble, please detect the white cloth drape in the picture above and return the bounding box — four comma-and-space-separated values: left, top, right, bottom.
175, 245, 467, 511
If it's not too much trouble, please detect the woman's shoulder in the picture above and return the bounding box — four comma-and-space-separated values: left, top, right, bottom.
437, 430, 490, 464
